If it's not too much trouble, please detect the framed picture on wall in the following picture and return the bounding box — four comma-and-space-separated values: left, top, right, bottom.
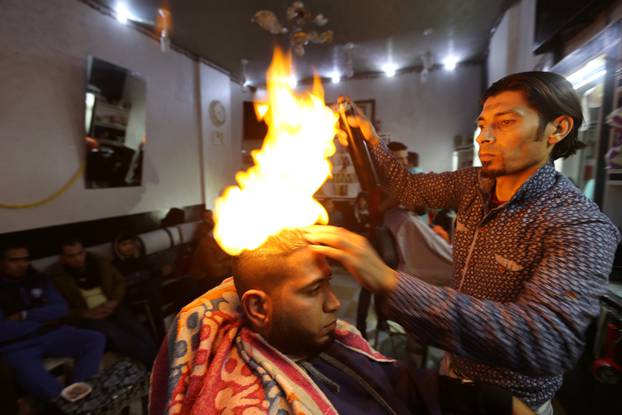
327, 99, 376, 122
354, 99, 375, 122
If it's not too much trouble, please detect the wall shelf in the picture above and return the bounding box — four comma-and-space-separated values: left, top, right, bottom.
606, 169, 622, 185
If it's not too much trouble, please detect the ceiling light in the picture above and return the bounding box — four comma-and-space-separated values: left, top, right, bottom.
330, 71, 341, 84
115, 2, 130, 24
344, 42, 355, 78
443, 56, 458, 71
289, 75, 298, 88
383, 63, 396, 77
567, 57, 606, 90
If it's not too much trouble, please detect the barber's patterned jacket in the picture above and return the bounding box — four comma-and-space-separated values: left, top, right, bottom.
371, 142, 621, 408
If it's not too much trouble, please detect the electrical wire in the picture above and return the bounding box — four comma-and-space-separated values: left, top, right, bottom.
0, 163, 85, 209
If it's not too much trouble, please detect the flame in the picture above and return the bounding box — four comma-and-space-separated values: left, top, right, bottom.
214, 48, 338, 255
254, 102, 269, 120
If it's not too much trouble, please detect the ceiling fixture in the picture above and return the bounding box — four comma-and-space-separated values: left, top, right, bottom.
289, 75, 298, 88
112, 3, 173, 54
330, 71, 341, 84
443, 55, 458, 71
344, 42, 355, 78
156, 8, 172, 53
383, 63, 397, 78
420, 51, 433, 83
566, 57, 606, 90
241, 58, 250, 91
115, 2, 130, 24
252, 1, 333, 56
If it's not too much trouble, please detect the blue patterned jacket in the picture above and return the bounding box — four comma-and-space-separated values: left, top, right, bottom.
371, 142, 621, 408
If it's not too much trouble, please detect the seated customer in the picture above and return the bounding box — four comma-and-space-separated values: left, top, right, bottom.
112, 232, 166, 341
0, 243, 105, 401
188, 209, 232, 293
150, 230, 532, 415
50, 238, 156, 368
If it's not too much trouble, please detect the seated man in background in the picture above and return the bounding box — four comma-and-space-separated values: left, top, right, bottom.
383, 141, 453, 286
0, 243, 105, 402
50, 238, 156, 368
358, 141, 453, 336
407, 151, 422, 174
112, 232, 166, 341
150, 230, 532, 415
188, 209, 232, 293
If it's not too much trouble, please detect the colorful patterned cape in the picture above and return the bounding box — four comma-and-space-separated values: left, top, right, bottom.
149, 277, 393, 415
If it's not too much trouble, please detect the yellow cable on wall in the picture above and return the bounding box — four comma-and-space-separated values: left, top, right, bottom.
0, 163, 85, 209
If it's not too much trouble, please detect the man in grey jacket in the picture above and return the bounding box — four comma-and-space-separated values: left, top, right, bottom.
305, 72, 621, 414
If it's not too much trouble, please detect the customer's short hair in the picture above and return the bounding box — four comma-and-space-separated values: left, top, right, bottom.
59, 237, 82, 253
387, 141, 408, 152
1, 241, 28, 258
233, 229, 308, 297
482, 71, 585, 160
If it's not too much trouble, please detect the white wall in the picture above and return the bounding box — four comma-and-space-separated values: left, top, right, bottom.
487, 0, 542, 85
198, 65, 251, 209
0, 0, 244, 233
230, 82, 252, 189
322, 66, 482, 172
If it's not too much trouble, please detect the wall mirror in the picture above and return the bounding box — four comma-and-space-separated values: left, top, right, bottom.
84, 57, 146, 188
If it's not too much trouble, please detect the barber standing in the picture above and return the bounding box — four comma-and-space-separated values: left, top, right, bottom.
305, 72, 620, 415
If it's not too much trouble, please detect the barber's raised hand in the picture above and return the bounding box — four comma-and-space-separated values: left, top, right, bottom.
303, 225, 398, 295
336, 96, 380, 147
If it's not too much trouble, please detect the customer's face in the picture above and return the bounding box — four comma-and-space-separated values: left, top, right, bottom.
117, 239, 138, 258
265, 247, 341, 356
476, 91, 552, 178
1, 248, 29, 279
61, 243, 87, 271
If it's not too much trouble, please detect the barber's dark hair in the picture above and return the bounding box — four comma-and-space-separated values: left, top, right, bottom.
387, 141, 408, 152
482, 71, 585, 160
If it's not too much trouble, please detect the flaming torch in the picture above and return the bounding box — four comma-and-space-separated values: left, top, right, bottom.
213, 48, 339, 255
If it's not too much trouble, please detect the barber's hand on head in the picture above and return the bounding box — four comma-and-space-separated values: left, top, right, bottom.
303, 225, 398, 295
336, 96, 380, 147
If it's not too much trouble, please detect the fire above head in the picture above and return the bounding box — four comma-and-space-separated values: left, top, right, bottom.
214, 48, 338, 256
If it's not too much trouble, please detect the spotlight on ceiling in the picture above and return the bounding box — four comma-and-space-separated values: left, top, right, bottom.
289, 75, 298, 88
115, 2, 130, 24
383, 63, 397, 77
443, 56, 458, 71
330, 71, 341, 84
566, 57, 606, 90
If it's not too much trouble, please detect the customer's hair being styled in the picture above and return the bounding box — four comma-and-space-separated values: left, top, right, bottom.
482, 71, 585, 160
233, 229, 308, 297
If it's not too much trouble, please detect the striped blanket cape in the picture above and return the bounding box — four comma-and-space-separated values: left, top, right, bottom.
149, 277, 393, 415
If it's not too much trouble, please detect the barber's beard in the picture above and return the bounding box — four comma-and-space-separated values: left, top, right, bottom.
480, 160, 506, 178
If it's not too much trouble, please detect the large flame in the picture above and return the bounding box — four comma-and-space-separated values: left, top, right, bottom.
213, 48, 338, 255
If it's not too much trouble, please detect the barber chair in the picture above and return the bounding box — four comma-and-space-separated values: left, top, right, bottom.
592, 294, 622, 384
